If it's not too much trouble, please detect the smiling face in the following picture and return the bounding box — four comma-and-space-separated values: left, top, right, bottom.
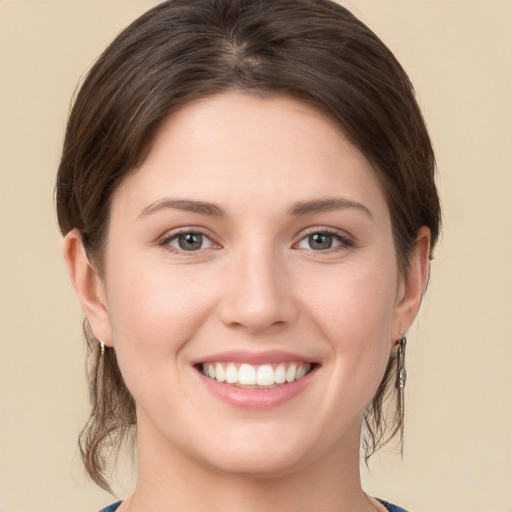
76, 93, 419, 478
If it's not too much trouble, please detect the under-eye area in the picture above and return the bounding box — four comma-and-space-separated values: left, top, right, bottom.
196, 362, 318, 388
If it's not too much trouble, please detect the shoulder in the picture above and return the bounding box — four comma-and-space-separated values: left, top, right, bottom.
98, 502, 122, 512
377, 499, 410, 512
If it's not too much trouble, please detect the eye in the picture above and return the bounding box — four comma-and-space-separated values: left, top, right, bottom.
295, 230, 352, 251
162, 230, 216, 252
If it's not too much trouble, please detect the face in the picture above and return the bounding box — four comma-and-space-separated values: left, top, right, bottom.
93, 93, 410, 476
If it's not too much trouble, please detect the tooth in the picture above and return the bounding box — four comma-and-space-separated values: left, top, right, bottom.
225, 363, 238, 384
203, 361, 311, 385
256, 364, 275, 386
296, 365, 306, 379
286, 363, 297, 383
215, 363, 225, 382
239, 363, 257, 385
274, 364, 286, 384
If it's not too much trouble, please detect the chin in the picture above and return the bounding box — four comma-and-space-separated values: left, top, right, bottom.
202, 444, 312, 479
184, 420, 335, 480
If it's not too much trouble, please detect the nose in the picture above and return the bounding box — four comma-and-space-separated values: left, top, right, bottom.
217, 245, 298, 334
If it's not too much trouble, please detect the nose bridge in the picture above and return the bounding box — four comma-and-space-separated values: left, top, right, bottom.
218, 238, 296, 333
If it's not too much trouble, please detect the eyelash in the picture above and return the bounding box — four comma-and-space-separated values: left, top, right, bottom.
159, 227, 354, 255
159, 228, 216, 255
294, 228, 355, 253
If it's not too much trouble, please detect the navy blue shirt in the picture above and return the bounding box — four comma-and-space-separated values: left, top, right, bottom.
99, 498, 409, 511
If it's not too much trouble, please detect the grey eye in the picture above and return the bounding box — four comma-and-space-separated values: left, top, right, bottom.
308, 233, 334, 250
175, 232, 205, 251
296, 231, 346, 251
163, 230, 217, 254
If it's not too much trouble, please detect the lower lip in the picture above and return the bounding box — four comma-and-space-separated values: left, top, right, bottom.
197, 367, 317, 410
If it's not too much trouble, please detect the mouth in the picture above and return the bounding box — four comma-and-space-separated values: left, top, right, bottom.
192, 351, 319, 409
195, 361, 315, 389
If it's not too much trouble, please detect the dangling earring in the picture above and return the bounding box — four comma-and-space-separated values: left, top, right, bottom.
397, 336, 407, 391
396, 335, 407, 452
96, 340, 107, 418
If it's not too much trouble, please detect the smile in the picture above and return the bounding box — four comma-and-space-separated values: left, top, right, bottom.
194, 351, 319, 410
199, 362, 313, 388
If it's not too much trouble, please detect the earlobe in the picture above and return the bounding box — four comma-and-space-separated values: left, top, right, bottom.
62, 229, 113, 345
393, 226, 432, 338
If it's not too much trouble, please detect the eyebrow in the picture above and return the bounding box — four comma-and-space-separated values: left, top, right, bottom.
288, 198, 373, 219
138, 198, 225, 218
138, 197, 372, 219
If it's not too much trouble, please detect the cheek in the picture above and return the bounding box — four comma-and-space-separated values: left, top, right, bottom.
299, 258, 398, 401
301, 258, 398, 346
103, 253, 218, 374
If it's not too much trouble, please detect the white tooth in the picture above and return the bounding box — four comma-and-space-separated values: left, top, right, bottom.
208, 364, 216, 379
296, 365, 306, 379
286, 363, 297, 383
215, 363, 226, 382
202, 365, 208, 376
274, 364, 286, 384
256, 364, 275, 386
239, 363, 257, 385
226, 363, 238, 384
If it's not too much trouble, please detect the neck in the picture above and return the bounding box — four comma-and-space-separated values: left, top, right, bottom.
123, 417, 379, 512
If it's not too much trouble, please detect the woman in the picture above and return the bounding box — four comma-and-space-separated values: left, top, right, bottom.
56, 0, 440, 511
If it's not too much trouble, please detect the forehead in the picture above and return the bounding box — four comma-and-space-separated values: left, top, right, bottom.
112, 92, 389, 223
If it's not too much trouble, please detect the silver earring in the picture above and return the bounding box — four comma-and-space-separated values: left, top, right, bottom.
396, 335, 407, 452
397, 336, 407, 391
100, 340, 105, 355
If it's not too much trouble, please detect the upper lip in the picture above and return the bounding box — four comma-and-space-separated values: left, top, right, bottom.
192, 350, 316, 366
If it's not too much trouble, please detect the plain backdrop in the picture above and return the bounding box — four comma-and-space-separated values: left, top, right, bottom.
0, 1, 511, 511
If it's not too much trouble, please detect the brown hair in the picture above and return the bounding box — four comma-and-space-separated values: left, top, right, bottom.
56, 0, 441, 491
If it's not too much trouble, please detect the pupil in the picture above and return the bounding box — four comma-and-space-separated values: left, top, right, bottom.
179, 233, 203, 251
309, 233, 332, 250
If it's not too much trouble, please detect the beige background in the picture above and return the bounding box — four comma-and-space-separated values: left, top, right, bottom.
1, 1, 511, 511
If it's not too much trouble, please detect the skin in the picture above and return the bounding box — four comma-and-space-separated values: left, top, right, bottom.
64, 93, 430, 512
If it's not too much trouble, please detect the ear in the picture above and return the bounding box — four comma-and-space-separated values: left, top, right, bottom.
392, 226, 432, 339
63, 229, 113, 346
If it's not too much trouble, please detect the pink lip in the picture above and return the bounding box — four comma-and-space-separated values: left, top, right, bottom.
193, 350, 313, 365
194, 364, 318, 411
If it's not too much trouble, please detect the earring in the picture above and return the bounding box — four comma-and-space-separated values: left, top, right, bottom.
397, 336, 407, 391
396, 335, 407, 452
99, 340, 105, 355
